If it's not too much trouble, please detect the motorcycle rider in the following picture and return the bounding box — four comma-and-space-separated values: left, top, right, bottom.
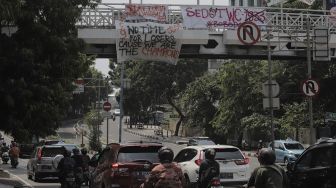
71, 148, 84, 187
81, 148, 90, 186
198, 148, 220, 188
1, 143, 9, 164
58, 149, 76, 188
8, 142, 20, 168
142, 147, 186, 188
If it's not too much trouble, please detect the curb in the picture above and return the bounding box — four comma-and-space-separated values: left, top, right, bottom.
0, 170, 32, 187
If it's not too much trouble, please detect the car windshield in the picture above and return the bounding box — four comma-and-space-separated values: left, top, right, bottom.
284, 143, 304, 150
197, 139, 215, 145
213, 148, 244, 160
42, 147, 64, 157
54, 144, 78, 152
117, 146, 162, 163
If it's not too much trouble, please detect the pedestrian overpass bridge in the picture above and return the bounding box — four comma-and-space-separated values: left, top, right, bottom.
77, 3, 336, 60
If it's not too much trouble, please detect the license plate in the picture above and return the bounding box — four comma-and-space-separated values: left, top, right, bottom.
65, 177, 75, 182
220, 173, 233, 179
133, 171, 150, 177
42, 165, 52, 169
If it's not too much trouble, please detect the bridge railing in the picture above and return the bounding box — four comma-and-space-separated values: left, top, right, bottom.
78, 3, 335, 34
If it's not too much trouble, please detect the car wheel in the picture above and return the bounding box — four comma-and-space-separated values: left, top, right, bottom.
184, 174, 192, 188
32, 169, 40, 182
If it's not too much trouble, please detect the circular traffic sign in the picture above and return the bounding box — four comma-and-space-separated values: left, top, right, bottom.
237, 22, 261, 45
103, 101, 112, 111
262, 80, 280, 97
302, 79, 320, 97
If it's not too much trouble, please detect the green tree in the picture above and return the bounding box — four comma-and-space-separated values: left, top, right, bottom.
0, 0, 98, 142
111, 59, 207, 135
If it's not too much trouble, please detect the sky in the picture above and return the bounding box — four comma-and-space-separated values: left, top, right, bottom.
93, 0, 229, 75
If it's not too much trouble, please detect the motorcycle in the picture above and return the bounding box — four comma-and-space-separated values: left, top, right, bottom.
10, 157, 18, 168
208, 177, 223, 188
61, 172, 76, 188
74, 167, 83, 188
2, 152, 9, 164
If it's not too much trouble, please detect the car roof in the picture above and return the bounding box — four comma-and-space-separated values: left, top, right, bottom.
185, 145, 239, 150
190, 136, 210, 140
274, 139, 301, 144
41, 145, 66, 149
108, 141, 163, 148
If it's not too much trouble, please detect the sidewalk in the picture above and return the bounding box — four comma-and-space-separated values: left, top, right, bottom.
0, 169, 31, 187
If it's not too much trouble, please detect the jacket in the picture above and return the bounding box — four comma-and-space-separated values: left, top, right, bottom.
198, 159, 220, 188
247, 164, 289, 188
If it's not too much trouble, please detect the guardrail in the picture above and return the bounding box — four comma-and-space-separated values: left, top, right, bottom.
78, 4, 336, 34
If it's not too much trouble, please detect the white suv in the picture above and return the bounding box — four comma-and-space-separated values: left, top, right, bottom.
174, 145, 250, 187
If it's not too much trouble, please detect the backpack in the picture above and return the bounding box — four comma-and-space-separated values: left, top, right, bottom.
62, 157, 75, 174
154, 163, 183, 188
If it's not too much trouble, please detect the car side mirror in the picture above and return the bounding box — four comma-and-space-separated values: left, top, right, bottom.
287, 161, 295, 172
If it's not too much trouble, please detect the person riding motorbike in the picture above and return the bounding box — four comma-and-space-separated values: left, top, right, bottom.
81, 148, 90, 186
198, 148, 220, 188
9, 142, 20, 168
142, 147, 186, 188
58, 149, 76, 188
1, 143, 9, 164
71, 148, 84, 188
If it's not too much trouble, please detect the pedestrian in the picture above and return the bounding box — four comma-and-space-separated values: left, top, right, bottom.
8, 142, 20, 168
198, 148, 220, 188
247, 148, 289, 188
141, 147, 186, 188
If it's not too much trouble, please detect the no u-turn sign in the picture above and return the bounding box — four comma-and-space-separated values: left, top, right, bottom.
302, 79, 319, 97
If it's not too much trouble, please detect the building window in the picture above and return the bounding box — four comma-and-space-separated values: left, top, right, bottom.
257, 0, 262, 6
248, 0, 254, 6
231, 0, 235, 6
239, 0, 243, 6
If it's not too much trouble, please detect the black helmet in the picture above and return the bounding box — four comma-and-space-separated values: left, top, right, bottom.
158, 147, 174, 163
258, 148, 276, 165
63, 148, 71, 157
81, 148, 88, 155
204, 148, 216, 160
73, 148, 80, 155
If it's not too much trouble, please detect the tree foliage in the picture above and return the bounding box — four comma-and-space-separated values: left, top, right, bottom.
0, 0, 98, 142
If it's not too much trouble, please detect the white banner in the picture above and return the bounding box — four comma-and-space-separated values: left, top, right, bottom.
181, 6, 266, 29
116, 22, 183, 65
124, 4, 168, 22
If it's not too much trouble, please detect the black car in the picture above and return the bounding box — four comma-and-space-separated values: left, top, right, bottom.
286, 139, 336, 188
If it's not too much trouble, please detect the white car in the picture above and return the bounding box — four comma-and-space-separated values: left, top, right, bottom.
174, 145, 250, 187
113, 108, 120, 116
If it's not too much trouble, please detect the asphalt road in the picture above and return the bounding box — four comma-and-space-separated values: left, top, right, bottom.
2, 117, 260, 188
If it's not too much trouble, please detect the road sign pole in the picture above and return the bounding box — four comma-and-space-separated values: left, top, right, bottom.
119, 61, 125, 143
267, 26, 275, 150
106, 117, 109, 145
307, 20, 315, 145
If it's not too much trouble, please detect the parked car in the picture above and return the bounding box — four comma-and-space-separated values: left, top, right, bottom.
287, 139, 336, 188
19, 143, 35, 158
113, 108, 120, 116
187, 137, 216, 146
268, 139, 305, 164
174, 145, 250, 187
89, 141, 163, 188
27, 145, 69, 181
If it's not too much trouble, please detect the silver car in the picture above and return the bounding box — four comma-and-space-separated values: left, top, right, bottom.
27, 145, 75, 182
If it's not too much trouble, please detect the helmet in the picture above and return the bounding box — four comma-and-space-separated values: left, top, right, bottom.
158, 147, 174, 163
73, 148, 80, 155
81, 148, 88, 155
204, 148, 216, 160
258, 148, 276, 165
64, 150, 72, 157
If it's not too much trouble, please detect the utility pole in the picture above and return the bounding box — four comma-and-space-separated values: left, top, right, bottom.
119, 61, 125, 143
267, 26, 275, 150
307, 20, 315, 145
